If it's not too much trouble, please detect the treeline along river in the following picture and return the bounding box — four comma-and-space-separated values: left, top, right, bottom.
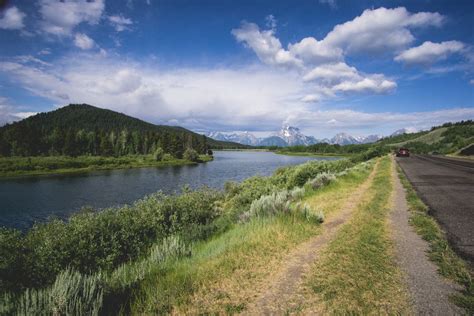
0, 151, 338, 230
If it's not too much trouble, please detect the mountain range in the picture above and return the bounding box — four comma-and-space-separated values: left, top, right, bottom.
206, 125, 417, 147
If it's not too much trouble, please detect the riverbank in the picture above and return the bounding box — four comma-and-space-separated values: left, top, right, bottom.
276, 151, 350, 158
0, 154, 213, 178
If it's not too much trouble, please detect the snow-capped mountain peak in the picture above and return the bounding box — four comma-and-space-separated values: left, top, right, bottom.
205, 126, 384, 147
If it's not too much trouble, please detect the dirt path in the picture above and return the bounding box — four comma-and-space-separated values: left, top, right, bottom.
242, 161, 379, 315
389, 157, 462, 315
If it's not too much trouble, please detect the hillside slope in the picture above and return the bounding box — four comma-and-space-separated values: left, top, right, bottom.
0, 104, 246, 157
382, 121, 473, 155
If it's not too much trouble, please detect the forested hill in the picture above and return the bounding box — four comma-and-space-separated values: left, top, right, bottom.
0, 104, 246, 157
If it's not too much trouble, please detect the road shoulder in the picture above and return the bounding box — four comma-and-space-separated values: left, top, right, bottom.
389, 157, 462, 315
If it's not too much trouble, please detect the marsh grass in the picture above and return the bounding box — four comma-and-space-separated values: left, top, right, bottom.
397, 166, 473, 313
305, 157, 411, 314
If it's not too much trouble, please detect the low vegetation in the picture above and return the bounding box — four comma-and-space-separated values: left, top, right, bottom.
0, 148, 381, 314
0, 154, 212, 177
397, 167, 473, 313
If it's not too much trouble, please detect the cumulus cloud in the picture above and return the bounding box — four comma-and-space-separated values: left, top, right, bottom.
332, 76, 397, 94
0, 55, 308, 131
395, 41, 465, 66
108, 15, 133, 32
0, 6, 26, 30
74, 33, 95, 50
39, 0, 105, 36
1, 54, 470, 136
231, 22, 303, 69
232, 8, 412, 98
323, 7, 444, 55
288, 37, 342, 65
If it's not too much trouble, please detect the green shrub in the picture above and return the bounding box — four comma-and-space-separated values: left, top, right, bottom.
183, 148, 199, 162
243, 190, 291, 221
290, 187, 306, 200
297, 203, 325, 224
307, 172, 336, 190
1, 188, 222, 293
153, 147, 164, 161
162, 153, 174, 161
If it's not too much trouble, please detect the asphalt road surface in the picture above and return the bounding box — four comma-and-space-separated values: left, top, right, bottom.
397, 154, 474, 267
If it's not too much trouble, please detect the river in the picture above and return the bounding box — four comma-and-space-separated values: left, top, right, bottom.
0, 151, 338, 230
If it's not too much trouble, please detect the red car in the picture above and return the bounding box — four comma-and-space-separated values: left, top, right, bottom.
396, 148, 410, 157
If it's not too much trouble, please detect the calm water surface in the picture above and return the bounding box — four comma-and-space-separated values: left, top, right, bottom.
0, 151, 338, 230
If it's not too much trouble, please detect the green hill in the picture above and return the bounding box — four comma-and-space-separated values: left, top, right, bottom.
0, 104, 246, 158
381, 121, 474, 155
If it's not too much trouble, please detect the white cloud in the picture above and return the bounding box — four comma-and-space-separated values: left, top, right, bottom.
470, 79, 474, 85
0, 55, 308, 131
231, 22, 303, 69
39, 0, 105, 36
303, 62, 358, 83
0, 97, 36, 126
285, 108, 474, 137
108, 15, 133, 32
1, 54, 470, 136
395, 41, 465, 66
0, 6, 26, 30
322, 7, 444, 55
265, 14, 277, 30
319, 0, 337, 10
332, 76, 397, 94
288, 37, 342, 65
74, 33, 95, 50
38, 48, 52, 55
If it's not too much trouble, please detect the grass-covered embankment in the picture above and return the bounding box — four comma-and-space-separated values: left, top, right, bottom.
1, 150, 380, 314
0, 154, 212, 178
397, 167, 474, 313
131, 160, 376, 314
303, 157, 411, 314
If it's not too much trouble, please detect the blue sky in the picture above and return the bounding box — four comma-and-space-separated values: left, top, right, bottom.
0, 0, 473, 138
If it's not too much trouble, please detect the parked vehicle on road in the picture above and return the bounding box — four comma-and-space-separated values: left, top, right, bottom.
396, 148, 410, 157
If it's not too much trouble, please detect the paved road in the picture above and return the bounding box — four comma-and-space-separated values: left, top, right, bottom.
397, 154, 474, 267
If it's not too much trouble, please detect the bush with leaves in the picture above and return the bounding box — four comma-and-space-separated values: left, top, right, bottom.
183, 148, 199, 162
153, 147, 164, 161
307, 172, 336, 190
0, 188, 222, 293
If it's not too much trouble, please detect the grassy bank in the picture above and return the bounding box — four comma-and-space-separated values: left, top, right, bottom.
304, 157, 411, 314
397, 166, 473, 313
130, 159, 376, 314
276, 151, 350, 158
1, 150, 380, 314
0, 154, 213, 178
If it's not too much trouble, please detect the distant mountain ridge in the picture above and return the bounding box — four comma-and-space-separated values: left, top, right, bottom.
206, 126, 383, 147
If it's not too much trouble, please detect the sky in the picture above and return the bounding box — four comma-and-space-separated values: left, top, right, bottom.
0, 0, 473, 138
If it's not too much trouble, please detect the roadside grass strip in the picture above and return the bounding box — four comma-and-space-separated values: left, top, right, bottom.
130, 161, 376, 314
305, 157, 411, 314
397, 166, 474, 313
